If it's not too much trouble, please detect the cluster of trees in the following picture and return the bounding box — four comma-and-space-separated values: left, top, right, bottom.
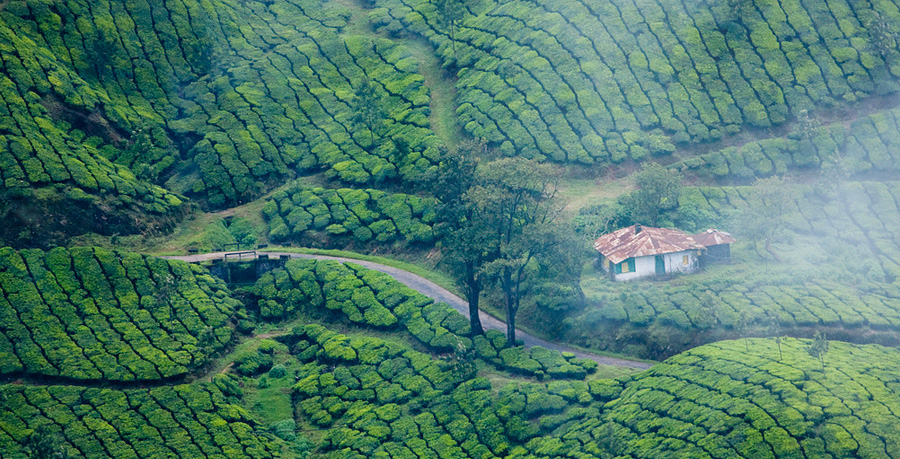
263, 186, 438, 245
0, 383, 281, 459
433, 141, 583, 344
372, 0, 900, 167
0, 247, 236, 381
676, 107, 900, 181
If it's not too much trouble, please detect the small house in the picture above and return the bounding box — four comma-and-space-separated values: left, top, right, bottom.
594, 225, 705, 281
691, 229, 735, 264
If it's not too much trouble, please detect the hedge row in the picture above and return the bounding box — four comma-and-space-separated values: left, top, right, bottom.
0, 247, 237, 381
0, 382, 280, 459
254, 258, 596, 377
371, 0, 900, 163
576, 271, 900, 332
554, 339, 900, 459
0, 31, 183, 215
1, 0, 440, 207
675, 107, 900, 180
262, 186, 438, 244
286, 324, 600, 458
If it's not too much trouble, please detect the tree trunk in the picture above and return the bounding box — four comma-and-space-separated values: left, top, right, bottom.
467, 285, 484, 335
465, 263, 484, 335
504, 280, 516, 345
765, 238, 783, 263
506, 306, 516, 346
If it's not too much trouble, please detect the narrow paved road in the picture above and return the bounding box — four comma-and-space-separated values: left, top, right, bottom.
162, 251, 653, 370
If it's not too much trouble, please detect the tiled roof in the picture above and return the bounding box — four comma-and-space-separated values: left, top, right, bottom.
593, 225, 704, 264
690, 229, 736, 247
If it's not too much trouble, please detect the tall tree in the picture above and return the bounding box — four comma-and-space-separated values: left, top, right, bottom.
622, 163, 682, 226
806, 331, 829, 375
471, 157, 563, 344
435, 0, 466, 63
435, 141, 488, 335
735, 176, 798, 262
350, 78, 387, 150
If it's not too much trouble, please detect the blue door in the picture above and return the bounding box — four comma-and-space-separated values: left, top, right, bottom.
655, 255, 665, 275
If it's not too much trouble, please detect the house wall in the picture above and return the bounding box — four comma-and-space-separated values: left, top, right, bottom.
663, 250, 700, 275
612, 250, 699, 281
613, 256, 657, 281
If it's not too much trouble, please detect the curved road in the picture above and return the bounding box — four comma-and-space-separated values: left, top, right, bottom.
162, 251, 652, 370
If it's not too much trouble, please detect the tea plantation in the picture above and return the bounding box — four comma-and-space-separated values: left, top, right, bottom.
370, 0, 900, 162
253, 258, 598, 378
0, 246, 237, 381
504, 338, 900, 459
263, 185, 438, 245
0, 0, 441, 223
4, 249, 900, 458
0, 383, 282, 459
6, 0, 900, 456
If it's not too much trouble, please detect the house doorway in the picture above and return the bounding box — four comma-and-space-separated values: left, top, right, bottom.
655, 255, 665, 275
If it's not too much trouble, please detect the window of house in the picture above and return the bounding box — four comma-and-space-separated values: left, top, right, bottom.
683, 255, 689, 266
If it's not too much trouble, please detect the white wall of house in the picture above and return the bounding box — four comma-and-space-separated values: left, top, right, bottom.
610, 250, 700, 281
663, 250, 700, 275
613, 255, 656, 281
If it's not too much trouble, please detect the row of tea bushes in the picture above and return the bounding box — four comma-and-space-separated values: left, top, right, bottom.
675, 107, 900, 180
262, 186, 438, 245
0, 247, 237, 381
254, 258, 596, 378
371, 0, 900, 163
286, 324, 600, 458
0, 382, 281, 459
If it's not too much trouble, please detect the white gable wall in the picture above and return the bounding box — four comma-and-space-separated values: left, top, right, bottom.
612, 250, 700, 281
663, 250, 699, 275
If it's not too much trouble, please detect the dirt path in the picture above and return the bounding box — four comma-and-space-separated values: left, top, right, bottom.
162, 251, 653, 370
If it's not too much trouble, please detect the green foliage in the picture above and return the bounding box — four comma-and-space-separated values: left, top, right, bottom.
0, 247, 237, 381
255, 259, 592, 377
263, 186, 438, 245
0, 0, 440, 213
0, 383, 281, 459
287, 325, 599, 458
371, 0, 900, 166
234, 349, 274, 376
673, 106, 900, 181
621, 163, 683, 226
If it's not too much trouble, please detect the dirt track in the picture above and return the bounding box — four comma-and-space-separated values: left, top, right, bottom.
162, 251, 653, 370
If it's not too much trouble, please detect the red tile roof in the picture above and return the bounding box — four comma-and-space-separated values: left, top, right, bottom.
593, 225, 704, 264
690, 229, 736, 247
